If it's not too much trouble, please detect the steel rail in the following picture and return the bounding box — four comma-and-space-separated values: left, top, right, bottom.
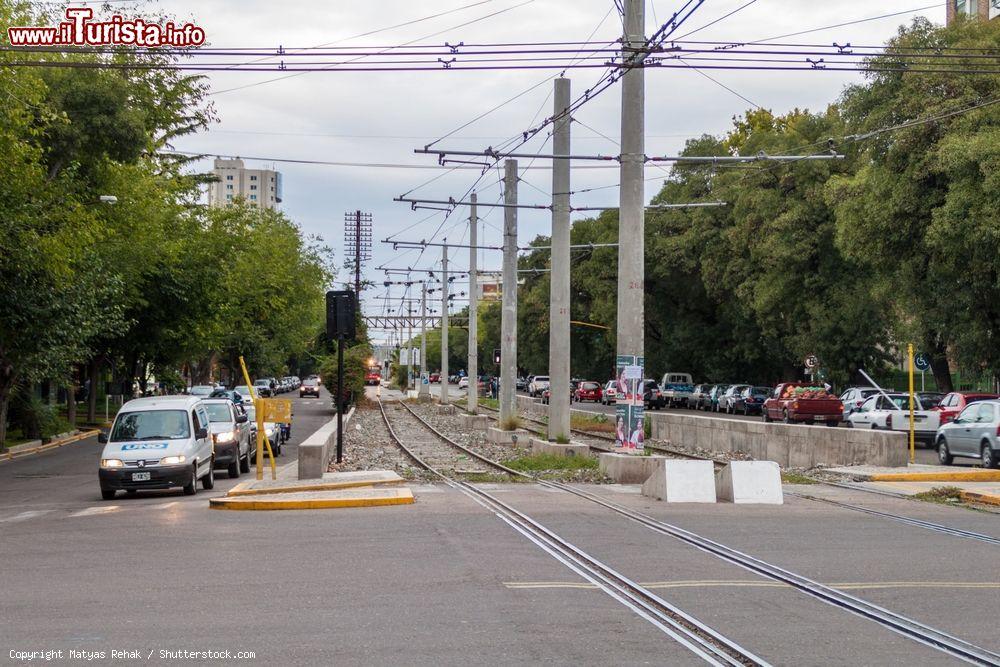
378, 398, 769, 667
463, 404, 1000, 664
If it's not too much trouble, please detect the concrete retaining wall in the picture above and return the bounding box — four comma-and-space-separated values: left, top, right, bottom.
298, 407, 355, 479
647, 412, 908, 468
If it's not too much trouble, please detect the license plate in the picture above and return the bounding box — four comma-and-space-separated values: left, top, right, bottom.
131, 472, 151, 481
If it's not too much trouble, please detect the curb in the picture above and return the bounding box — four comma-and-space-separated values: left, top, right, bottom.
960, 490, 1000, 506
209, 488, 415, 511
869, 470, 1000, 482
226, 475, 404, 497
0, 429, 100, 463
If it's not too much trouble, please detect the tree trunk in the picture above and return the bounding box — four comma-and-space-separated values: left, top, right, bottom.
928, 338, 953, 394
66, 365, 78, 429
86, 357, 100, 423
0, 375, 12, 451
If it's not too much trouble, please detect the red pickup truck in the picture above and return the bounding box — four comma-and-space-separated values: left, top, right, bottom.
762, 383, 842, 426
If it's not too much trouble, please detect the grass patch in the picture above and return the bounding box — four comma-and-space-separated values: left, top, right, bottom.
460, 472, 522, 484
781, 472, 818, 485
570, 412, 614, 433
505, 452, 599, 472
499, 415, 522, 431
478, 397, 499, 410
913, 486, 963, 504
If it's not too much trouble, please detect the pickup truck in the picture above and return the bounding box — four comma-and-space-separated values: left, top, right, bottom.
659, 372, 695, 408
762, 383, 842, 425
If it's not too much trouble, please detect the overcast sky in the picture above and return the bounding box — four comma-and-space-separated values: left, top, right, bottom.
146, 0, 945, 341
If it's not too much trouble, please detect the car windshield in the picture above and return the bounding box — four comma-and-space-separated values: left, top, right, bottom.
753, 386, 770, 394
304, 379, 318, 387
245, 405, 256, 421
189, 386, 213, 396
536, 376, 549, 382
582, 382, 600, 390
203, 403, 232, 423
111, 410, 190, 441
235, 386, 251, 395
918, 393, 944, 408
254, 380, 269, 386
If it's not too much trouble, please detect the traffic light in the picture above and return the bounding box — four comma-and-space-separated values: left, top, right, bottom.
493, 348, 501, 364
326, 290, 356, 341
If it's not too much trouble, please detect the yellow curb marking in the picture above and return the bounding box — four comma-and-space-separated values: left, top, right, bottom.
225, 478, 404, 497
0, 429, 100, 463
209, 488, 414, 511
960, 490, 1000, 506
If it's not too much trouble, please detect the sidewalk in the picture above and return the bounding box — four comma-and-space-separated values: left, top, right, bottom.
825, 463, 1000, 505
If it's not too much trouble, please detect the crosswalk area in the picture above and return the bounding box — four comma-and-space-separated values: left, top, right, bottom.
0, 497, 204, 526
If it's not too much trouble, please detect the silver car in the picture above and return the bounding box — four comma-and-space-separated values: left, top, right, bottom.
935, 399, 1000, 468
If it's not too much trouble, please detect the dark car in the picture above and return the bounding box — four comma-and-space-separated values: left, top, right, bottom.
253, 379, 273, 398
642, 380, 664, 410
300, 377, 321, 398
736, 386, 771, 415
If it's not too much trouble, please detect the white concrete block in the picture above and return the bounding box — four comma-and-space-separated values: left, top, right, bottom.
486, 427, 530, 446
715, 461, 783, 504
641, 460, 716, 503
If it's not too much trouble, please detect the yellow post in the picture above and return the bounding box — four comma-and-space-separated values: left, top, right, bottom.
238, 356, 276, 480
908, 343, 915, 465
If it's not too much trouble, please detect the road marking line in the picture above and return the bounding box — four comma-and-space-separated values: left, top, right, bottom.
502, 580, 1000, 591
0, 510, 55, 523
69, 505, 120, 517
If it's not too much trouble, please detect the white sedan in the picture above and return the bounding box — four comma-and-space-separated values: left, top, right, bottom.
847, 393, 940, 443
457, 377, 469, 390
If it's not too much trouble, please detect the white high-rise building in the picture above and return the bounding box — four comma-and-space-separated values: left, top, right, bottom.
206, 158, 282, 209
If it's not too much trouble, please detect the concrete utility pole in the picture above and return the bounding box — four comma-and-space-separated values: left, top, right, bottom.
440, 245, 449, 405
407, 296, 414, 390
499, 159, 519, 426
467, 194, 479, 414
615, 0, 646, 445
548, 77, 572, 442
419, 284, 429, 398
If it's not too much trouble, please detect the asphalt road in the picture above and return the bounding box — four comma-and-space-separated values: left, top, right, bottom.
2, 393, 998, 665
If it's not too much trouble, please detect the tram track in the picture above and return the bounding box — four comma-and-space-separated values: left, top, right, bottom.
378, 397, 770, 667
400, 399, 1000, 666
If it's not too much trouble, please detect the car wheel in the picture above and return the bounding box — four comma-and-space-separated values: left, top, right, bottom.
783, 410, 792, 424
183, 465, 198, 495
228, 456, 241, 479
101, 488, 117, 500
202, 464, 215, 490
981, 443, 999, 469
240, 449, 251, 473
763, 410, 772, 423
937, 438, 953, 465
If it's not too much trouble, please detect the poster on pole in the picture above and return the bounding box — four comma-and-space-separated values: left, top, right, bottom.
614, 354, 645, 451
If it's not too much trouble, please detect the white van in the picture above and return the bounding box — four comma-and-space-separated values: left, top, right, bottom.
98, 395, 215, 500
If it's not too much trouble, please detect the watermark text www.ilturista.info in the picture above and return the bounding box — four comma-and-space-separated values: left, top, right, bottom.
7, 8, 205, 47
9, 648, 255, 661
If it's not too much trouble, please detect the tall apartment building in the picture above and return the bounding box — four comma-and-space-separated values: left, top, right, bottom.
948, 0, 1000, 23
206, 158, 283, 209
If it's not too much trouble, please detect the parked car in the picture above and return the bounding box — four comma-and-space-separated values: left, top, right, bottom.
720, 384, 751, 414
300, 377, 321, 398
245, 403, 282, 458
209, 388, 245, 404
737, 386, 771, 415
201, 398, 251, 478
688, 384, 713, 410
659, 372, 695, 408
98, 395, 215, 499
253, 379, 273, 398
933, 391, 999, 425
516, 377, 528, 391
935, 399, 1000, 468
529, 375, 550, 398
847, 392, 941, 444
458, 377, 469, 390
542, 383, 572, 405
642, 380, 665, 410
574, 381, 603, 403
762, 383, 842, 425
707, 384, 730, 412
839, 387, 884, 419
188, 385, 214, 398
429, 373, 441, 383
233, 385, 254, 404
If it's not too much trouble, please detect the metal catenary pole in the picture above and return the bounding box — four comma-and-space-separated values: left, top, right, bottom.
407, 294, 414, 390
499, 159, 519, 427
615, 0, 646, 448
548, 77, 572, 442
440, 245, 450, 405
468, 193, 479, 414
336, 331, 344, 463
419, 283, 429, 398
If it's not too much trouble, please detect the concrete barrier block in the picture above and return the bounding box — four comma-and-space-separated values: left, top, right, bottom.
438, 404, 458, 415
599, 453, 667, 484
764, 436, 788, 467
716, 461, 783, 504
486, 427, 530, 446
787, 438, 813, 469
642, 459, 717, 503
529, 438, 590, 457
458, 414, 491, 429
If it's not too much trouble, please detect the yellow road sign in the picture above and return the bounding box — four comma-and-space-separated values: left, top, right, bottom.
260, 398, 292, 423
